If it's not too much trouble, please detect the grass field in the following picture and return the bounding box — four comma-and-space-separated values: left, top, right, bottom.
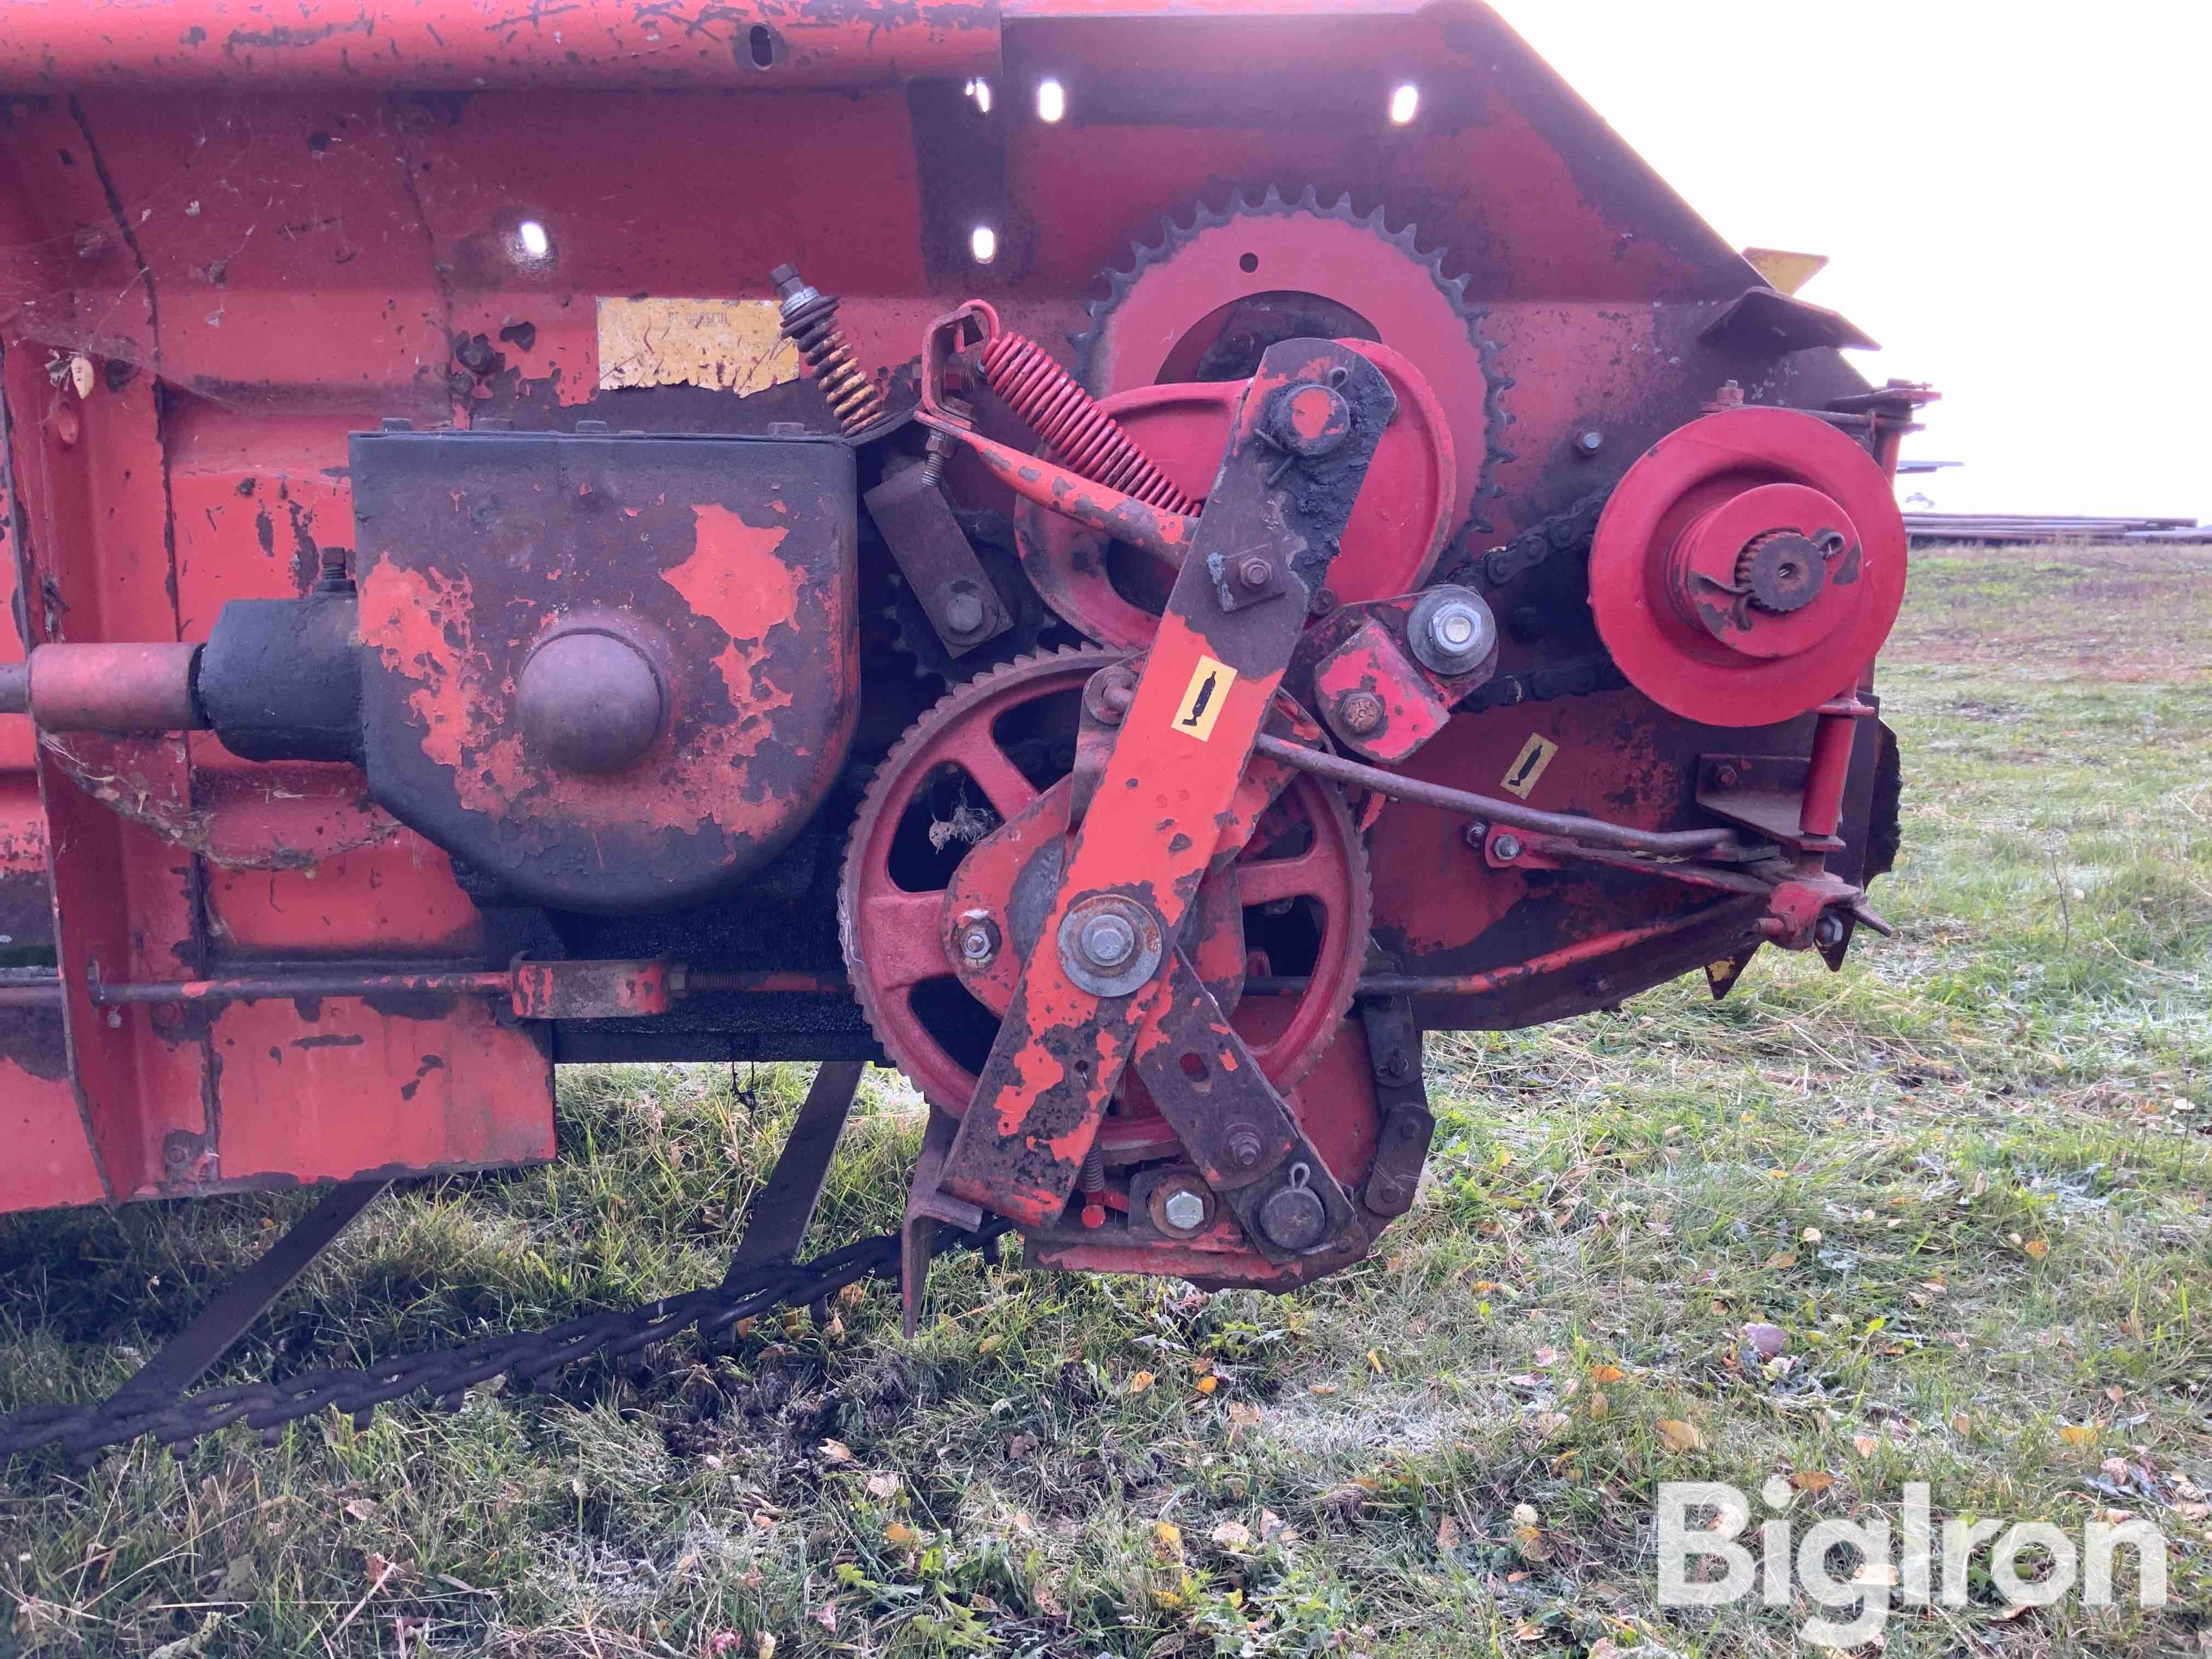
4, 543, 2209, 1658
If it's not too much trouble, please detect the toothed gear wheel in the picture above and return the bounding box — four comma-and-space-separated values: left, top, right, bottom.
839, 649, 1372, 1159
1073, 184, 1508, 543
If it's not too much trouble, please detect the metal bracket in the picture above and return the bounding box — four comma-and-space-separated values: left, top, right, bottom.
865, 465, 1012, 658
104, 1178, 391, 1419
1357, 994, 1435, 1218
725, 1060, 867, 1277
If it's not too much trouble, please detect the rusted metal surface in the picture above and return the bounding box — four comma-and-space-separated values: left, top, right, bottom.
0, 0, 997, 91
937, 340, 1393, 1228
351, 426, 858, 912
0, 0, 1914, 1283
24, 644, 202, 732
1015, 341, 1453, 650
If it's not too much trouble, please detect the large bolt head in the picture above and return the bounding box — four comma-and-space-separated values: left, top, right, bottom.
939, 583, 988, 636
1337, 691, 1384, 736
1079, 912, 1136, 968
1406, 586, 1498, 676
516, 630, 665, 775
1161, 1189, 1207, 1232
1270, 382, 1353, 459
1257, 1179, 1328, 1251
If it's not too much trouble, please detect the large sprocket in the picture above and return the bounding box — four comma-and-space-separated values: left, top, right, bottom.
1072, 184, 1509, 541
839, 650, 1372, 1158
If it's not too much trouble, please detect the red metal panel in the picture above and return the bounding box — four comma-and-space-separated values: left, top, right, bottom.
0, 0, 998, 92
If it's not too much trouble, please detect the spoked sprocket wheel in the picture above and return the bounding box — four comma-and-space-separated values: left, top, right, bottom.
840, 649, 1370, 1160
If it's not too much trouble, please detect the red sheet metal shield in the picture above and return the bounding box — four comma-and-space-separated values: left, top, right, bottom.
1588, 409, 1908, 727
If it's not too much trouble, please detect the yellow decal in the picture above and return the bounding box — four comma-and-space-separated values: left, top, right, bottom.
1171, 654, 1235, 742
1500, 732, 1558, 799
596, 297, 800, 394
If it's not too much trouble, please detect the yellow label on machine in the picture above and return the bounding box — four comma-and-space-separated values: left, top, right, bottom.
1171, 655, 1235, 742
1500, 732, 1558, 798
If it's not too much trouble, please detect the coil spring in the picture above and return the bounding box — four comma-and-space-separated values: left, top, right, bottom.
977, 331, 1197, 515
782, 296, 887, 436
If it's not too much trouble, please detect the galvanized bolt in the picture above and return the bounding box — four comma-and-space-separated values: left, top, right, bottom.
1161, 1189, 1207, 1232
1078, 912, 1137, 969
1225, 1125, 1264, 1170
1575, 428, 1604, 456
1460, 822, 1488, 851
1492, 832, 1523, 861
940, 583, 988, 637
1430, 602, 1482, 654
956, 913, 1000, 964
1338, 691, 1384, 735
1237, 556, 1274, 591
1813, 912, 1848, 949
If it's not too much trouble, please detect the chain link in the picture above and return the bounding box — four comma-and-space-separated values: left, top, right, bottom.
0, 1224, 1002, 1465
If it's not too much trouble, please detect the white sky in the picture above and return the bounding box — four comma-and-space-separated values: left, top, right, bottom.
1489, 2, 2212, 522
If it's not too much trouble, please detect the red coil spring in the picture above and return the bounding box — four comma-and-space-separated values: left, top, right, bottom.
976, 331, 1197, 515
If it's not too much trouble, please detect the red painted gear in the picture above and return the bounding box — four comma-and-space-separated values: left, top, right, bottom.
1588, 408, 1909, 727
1014, 340, 1454, 649
1074, 185, 1496, 535
839, 650, 1369, 1159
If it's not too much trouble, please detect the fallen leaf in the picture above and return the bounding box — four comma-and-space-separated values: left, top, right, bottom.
1194, 1375, 1218, 1395
1210, 1520, 1251, 1549
1128, 1370, 1155, 1395
1951, 1413, 1973, 1436
1588, 1390, 1609, 1421
1853, 1435, 1879, 1459
2171, 1502, 2210, 1521
1533, 1347, 1557, 1368
1989, 1602, 2031, 1623
1535, 1411, 1569, 1435
1006, 1432, 1039, 1458
342, 1499, 379, 1522
884, 1522, 918, 1545
1310, 1382, 1339, 1396
2060, 1425, 2097, 1448
819, 1440, 852, 1464
2023, 1239, 2050, 1261
1588, 1364, 1625, 1384
978, 1333, 1006, 1354
1801, 1226, 1822, 1243
1654, 1419, 1702, 1454
1744, 1322, 1788, 1359
2102, 1457, 2132, 1484
1436, 1515, 1463, 1551
814, 1604, 838, 1633
1152, 1521, 1182, 1560
1854, 1561, 1899, 1588
865, 1472, 900, 1499
1763, 1250, 1799, 1269
1791, 1470, 1836, 1494
1367, 1349, 1384, 1374
757, 1634, 776, 1659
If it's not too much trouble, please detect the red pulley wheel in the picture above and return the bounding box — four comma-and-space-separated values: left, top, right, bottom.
1588, 408, 1909, 727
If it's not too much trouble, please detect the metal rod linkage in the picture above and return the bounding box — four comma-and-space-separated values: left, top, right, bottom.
1252, 735, 1739, 856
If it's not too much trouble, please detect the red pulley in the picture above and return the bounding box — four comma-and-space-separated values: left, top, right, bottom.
1588, 408, 1909, 727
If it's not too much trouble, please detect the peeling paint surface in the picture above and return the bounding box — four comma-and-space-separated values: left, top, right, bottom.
597, 297, 802, 394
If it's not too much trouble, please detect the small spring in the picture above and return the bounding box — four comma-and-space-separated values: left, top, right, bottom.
977, 330, 1197, 515
772, 267, 887, 437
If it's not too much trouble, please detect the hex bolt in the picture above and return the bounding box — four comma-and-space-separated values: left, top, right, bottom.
939, 583, 988, 637
1308, 586, 1339, 617
1378, 1048, 1411, 1080
956, 914, 1000, 964
1575, 428, 1604, 456
1460, 821, 1489, 851
1492, 832, 1523, 861
1712, 763, 1741, 788
1078, 912, 1136, 969
1225, 1125, 1264, 1170
1237, 556, 1274, 591
1338, 691, 1384, 736
1430, 602, 1482, 654
1160, 1189, 1207, 1232
1813, 912, 1848, 949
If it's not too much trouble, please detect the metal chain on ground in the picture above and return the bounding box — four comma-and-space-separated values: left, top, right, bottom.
0, 1223, 1005, 1465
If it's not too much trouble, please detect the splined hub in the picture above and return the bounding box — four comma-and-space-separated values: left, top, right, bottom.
1736, 529, 1830, 614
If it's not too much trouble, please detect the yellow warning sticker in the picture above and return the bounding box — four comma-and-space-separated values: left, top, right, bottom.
1500, 732, 1558, 799
1171, 654, 1236, 742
